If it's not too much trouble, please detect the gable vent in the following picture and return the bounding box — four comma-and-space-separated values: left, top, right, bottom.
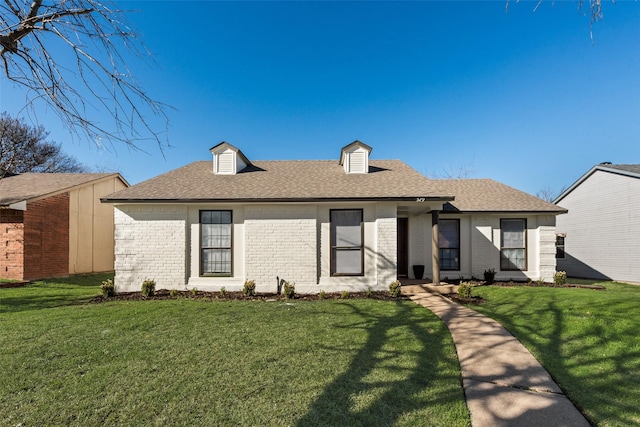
349, 151, 366, 174
217, 152, 234, 174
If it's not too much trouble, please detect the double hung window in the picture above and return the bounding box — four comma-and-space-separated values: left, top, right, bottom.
201, 210, 232, 276
500, 219, 526, 270
331, 209, 363, 276
439, 219, 460, 271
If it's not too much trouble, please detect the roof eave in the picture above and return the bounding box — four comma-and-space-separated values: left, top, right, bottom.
102, 195, 455, 204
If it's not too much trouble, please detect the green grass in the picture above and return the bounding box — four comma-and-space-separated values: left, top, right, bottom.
470, 281, 640, 426
0, 275, 470, 426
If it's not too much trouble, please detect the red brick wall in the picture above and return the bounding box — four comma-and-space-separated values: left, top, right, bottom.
0, 209, 25, 280
23, 193, 70, 280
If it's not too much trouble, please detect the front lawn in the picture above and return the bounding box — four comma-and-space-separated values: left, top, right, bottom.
470, 281, 640, 427
0, 276, 470, 426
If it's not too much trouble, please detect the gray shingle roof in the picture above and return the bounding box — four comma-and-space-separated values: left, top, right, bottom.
102, 159, 565, 213
602, 164, 640, 175
0, 173, 123, 206
103, 160, 453, 202
435, 179, 567, 213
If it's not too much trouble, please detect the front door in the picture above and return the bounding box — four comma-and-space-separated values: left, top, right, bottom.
397, 218, 408, 278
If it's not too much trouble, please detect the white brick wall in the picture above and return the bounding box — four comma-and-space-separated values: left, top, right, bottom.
244, 205, 317, 293
114, 205, 187, 292
375, 203, 397, 288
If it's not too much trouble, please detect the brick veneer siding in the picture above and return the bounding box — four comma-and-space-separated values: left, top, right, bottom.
113, 205, 188, 292
22, 193, 70, 280
244, 205, 317, 292
0, 209, 25, 280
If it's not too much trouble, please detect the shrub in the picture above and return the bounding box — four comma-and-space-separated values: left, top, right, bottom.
220, 286, 227, 297
100, 279, 115, 298
191, 287, 198, 296
243, 279, 256, 296
458, 282, 473, 299
365, 287, 372, 298
340, 290, 349, 300
318, 290, 326, 300
554, 271, 567, 286
169, 289, 178, 297
389, 280, 402, 298
283, 281, 295, 299
483, 268, 496, 284
141, 279, 155, 297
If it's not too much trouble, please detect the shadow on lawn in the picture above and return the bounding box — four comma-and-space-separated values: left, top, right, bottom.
476, 291, 640, 426
0, 274, 108, 314
295, 301, 467, 427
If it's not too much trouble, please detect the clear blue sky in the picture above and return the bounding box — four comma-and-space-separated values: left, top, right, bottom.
2, 1, 639, 197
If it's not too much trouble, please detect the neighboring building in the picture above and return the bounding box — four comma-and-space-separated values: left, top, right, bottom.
0, 173, 128, 281
102, 141, 566, 293
554, 163, 640, 283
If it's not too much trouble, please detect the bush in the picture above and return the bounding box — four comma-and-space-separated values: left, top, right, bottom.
243, 279, 256, 296
318, 290, 326, 300
220, 286, 227, 297
100, 279, 115, 297
554, 271, 567, 286
365, 287, 372, 298
483, 268, 496, 284
169, 289, 178, 297
340, 290, 349, 300
283, 281, 295, 299
389, 280, 402, 298
141, 279, 155, 297
458, 282, 473, 299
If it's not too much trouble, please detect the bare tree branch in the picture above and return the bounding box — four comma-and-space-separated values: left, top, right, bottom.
0, 1, 169, 152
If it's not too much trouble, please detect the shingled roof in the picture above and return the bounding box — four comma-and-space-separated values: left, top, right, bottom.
102, 160, 454, 202
0, 173, 125, 207
434, 179, 567, 213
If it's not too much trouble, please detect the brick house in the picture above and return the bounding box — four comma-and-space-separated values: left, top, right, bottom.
0, 173, 128, 281
102, 141, 566, 293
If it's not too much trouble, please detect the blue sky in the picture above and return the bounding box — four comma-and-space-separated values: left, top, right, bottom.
2, 1, 639, 197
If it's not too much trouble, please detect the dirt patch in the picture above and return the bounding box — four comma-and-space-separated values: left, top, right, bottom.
0, 281, 29, 288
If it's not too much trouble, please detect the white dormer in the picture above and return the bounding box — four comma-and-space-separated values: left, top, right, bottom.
210, 142, 251, 175
339, 140, 372, 174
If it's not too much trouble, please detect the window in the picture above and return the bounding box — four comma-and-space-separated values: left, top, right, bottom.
201, 210, 232, 276
501, 219, 527, 271
439, 219, 460, 270
331, 209, 363, 276
556, 234, 566, 259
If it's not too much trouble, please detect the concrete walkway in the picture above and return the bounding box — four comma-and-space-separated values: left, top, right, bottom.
402, 284, 591, 427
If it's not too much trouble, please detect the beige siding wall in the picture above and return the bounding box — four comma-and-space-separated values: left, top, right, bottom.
69, 176, 127, 274
556, 170, 640, 282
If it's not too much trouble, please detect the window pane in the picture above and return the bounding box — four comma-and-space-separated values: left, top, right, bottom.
332, 210, 362, 247
502, 219, 525, 248
440, 248, 460, 270
334, 249, 362, 274
202, 249, 231, 274
439, 219, 459, 248
202, 223, 231, 248
501, 248, 526, 270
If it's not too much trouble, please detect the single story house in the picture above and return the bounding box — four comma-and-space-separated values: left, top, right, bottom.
102, 141, 566, 293
554, 163, 640, 283
0, 173, 128, 281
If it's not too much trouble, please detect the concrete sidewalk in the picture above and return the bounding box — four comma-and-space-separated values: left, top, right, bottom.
403, 284, 591, 427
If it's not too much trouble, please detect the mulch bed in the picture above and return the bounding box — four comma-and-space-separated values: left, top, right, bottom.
0, 281, 30, 288
91, 289, 410, 303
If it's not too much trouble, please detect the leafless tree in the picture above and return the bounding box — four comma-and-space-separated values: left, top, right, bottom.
0, 0, 168, 151
535, 184, 567, 202
426, 162, 476, 180
0, 111, 86, 178
507, 0, 607, 39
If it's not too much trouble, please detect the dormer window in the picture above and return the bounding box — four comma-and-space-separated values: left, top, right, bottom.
210, 142, 251, 175
340, 140, 372, 174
